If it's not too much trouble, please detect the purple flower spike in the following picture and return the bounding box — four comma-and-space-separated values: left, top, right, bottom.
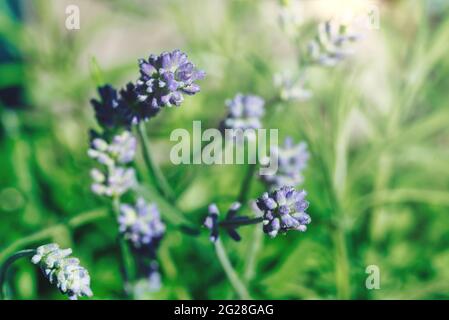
261, 137, 310, 190
203, 202, 242, 242
135, 49, 205, 111
222, 93, 265, 131
90, 85, 134, 129
204, 204, 220, 242
118, 198, 165, 249
256, 186, 311, 238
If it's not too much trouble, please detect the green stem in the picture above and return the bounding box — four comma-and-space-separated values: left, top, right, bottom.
219, 217, 263, 228
243, 223, 263, 283
237, 164, 257, 205
0, 208, 107, 266
137, 122, 175, 201
333, 229, 350, 299
332, 109, 352, 300
214, 239, 251, 300
0, 249, 36, 299
112, 197, 135, 297
135, 184, 196, 229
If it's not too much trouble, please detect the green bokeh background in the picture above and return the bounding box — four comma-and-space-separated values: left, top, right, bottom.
1, 0, 449, 300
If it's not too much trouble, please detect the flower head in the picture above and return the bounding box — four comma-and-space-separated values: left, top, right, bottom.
90, 166, 136, 197
256, 186, 311, 238
204, 204, 220, 242
88, 131, 137, 166
119, 82, 162, 124
203, 202, 242, 242
222, 94, 265, 131
88, 131, 137, 197
90, 85, 133, 129
274, 73, 312, 102
261, 137, 309, 189
308, 20, 359, 67
134, 50, 205, 111
90, 50, 204, 126
118, 198, 166, 249
31, 243, 93, 300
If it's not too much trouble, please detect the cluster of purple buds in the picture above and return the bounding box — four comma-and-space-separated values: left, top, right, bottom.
90, 50, 205, 127
308, 20, 359, 67
274, 72, 312, 102
91, 85, 134, 129
31, 244, 93, 300
135, 49, 206, 109
256, 186, 311, 238
88, 131, 137, 197
118, 197, 166, 249
261, 137, 309, 189
221, 94, 265, 132
88, 131, 137, 166
203, 202, 242, 242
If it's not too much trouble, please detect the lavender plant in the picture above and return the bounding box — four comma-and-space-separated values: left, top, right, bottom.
84, 49, 207, 298
0, 1, 363, 301
2, 0, 447, 302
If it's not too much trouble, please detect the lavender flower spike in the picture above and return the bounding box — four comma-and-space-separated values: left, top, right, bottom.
203, 202, 242, 242
256, 186, 311, 238
308, 20, 359, 67
261, 137, 310, 189
204, 204, 220, 242
90, 166, 136, 197
89, 131, 137, 198
31, 243, 93, 300
88, 131, 137, 166
222, 94, 265, 131
118, 198, 166, 249
90, 85, 133, 129
274, 72, 312, 102
135, 49, 205, 110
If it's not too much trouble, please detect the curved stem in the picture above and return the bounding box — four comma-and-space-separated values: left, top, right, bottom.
0, 208, 107, 266
137, 122, 175, 201
214, 239, 251, 300
0, 249, 36, 300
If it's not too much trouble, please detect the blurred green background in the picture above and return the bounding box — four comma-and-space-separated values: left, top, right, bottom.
1, 0, 449, 300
